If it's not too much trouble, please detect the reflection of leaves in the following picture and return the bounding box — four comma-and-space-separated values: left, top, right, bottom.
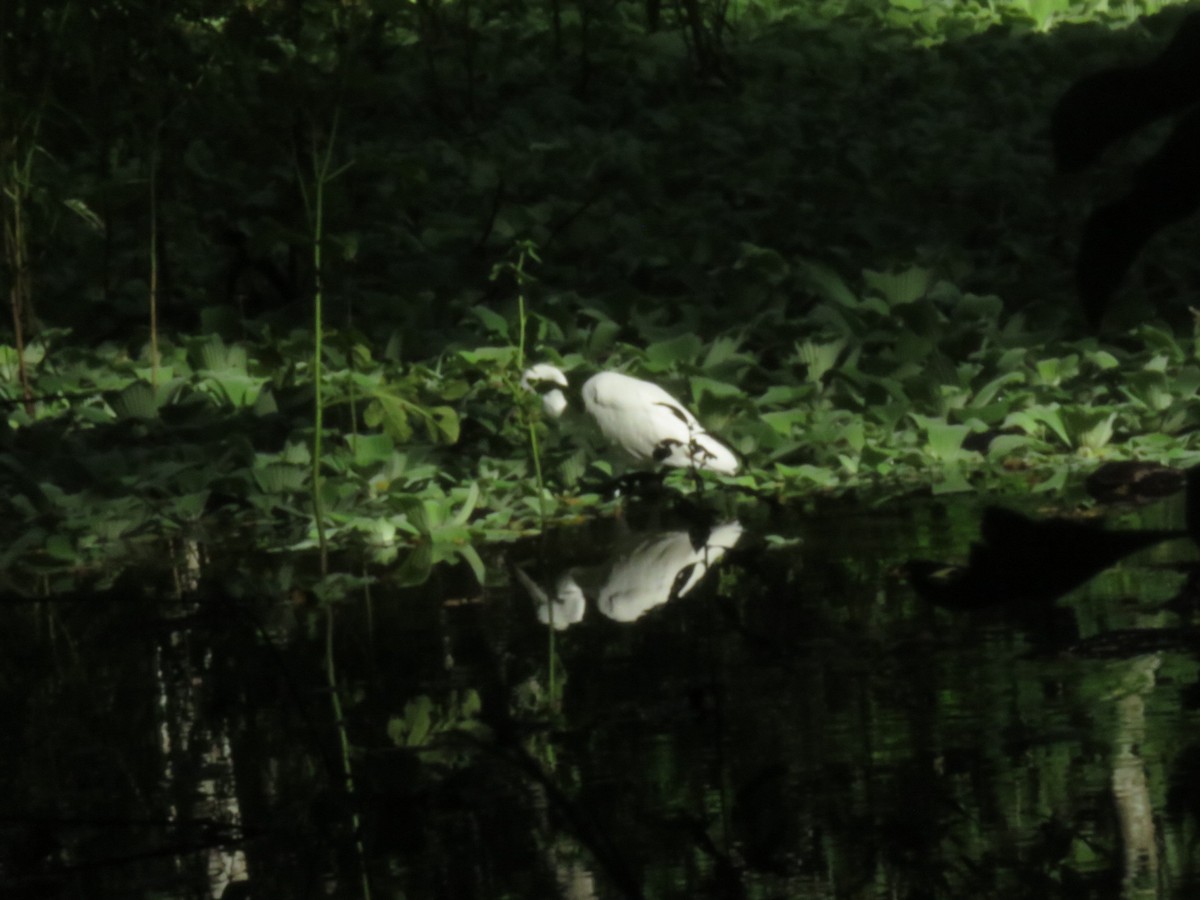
392, 695, 434, 746
393, 542, 433, 587
389, 483, 484, 585
387, 690, 491, 769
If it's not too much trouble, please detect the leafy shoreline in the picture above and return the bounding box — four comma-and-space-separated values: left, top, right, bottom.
6, 262, 1200, 582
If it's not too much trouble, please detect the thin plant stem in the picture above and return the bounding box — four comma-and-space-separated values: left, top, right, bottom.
299, 109, 370, 900
3, 162, 34, 416
1, 6, 70, 418
528, 410, 548, 525
518, 280, 546, 515
325, 603, 370, 900
148, 132, 159, 388
547, 615, 557, 708
301, 114, 341, 576
299, 114, 354, 576
509, 244, 549, 525
517, 283, 527, 370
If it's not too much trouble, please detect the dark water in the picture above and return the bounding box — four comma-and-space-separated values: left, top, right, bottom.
5, 495, 1200, 899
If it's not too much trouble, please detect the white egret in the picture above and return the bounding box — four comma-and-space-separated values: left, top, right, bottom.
520, 363, 740, 475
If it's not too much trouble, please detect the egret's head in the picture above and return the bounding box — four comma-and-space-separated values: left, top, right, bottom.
520, 364, 570, 418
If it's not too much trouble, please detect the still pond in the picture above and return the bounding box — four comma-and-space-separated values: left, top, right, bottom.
4, 490, 1200, 899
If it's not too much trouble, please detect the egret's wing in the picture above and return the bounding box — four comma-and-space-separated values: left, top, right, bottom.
648, 402, 739, 475
583, 371, 739, 473
676, 522, 744, 596
596, 531, 692, 621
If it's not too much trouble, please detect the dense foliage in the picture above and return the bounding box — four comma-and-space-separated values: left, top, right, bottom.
3, 0, 1200, 577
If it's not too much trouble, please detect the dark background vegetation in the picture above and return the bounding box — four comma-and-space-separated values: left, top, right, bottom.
4, 0, 1196, 338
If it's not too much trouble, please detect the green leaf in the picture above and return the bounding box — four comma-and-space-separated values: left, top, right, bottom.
585, 317, 621, 356
429, 406, 460, 444
795, 339, 844, 383
399, 695, 435, 746
459, 689, 482, 718
205, 370, 265, 407
733, 242, 790, 284
44, 533, 77, 562
1086, 349, 1120, 370
839, 420, 865, 453
644, 334, 703, 369
1035, 466, 1070, 493
365, 393, 415, 442
913, 415, 974, 462
350, 432, 397, 466
761, 409, 807, 437
1005, 406, 1071, 448
797, 259, 858, 307
932, 464, 972, 495
863, 266, 930, 306
397, 497, 431, 535
1033, 355, 1078, 387
451, 482, 480, 526
774, 463, 839, 488
703, 335, 744, 370
456, 543, 486, 585
970, 371, 1024, 408
1121, 372, 1172, 412
110, 380, 161, 420
1063, 409, 1117, 451
253, 462, 308, 493
471, 305, 510, 338
987, 434, 1040, 457
458, 346, 517, 366
394, 542, 433, 586
63, 197, 104, 232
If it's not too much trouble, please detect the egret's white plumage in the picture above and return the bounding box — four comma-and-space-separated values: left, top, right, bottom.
521, 364, 739, 475
597, 522, 744, 622
514, 567, 586, 630
515, 521, 744, 627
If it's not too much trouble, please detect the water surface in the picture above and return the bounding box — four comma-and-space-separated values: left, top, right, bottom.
4, 494, 1200, 899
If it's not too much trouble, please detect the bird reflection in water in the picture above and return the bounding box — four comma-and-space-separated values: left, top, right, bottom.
516, 521, 743, 628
